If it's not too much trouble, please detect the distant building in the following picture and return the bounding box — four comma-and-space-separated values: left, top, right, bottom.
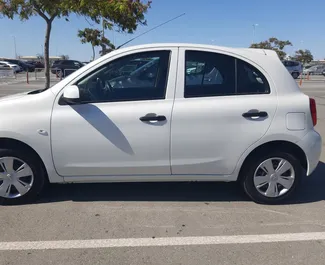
310, 60, 325, 65
19, 55, 63, 63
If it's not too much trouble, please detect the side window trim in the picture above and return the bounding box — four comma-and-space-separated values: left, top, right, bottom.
234, 58, 238, 94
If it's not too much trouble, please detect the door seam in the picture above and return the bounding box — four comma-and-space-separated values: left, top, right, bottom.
169, 47, 180, 175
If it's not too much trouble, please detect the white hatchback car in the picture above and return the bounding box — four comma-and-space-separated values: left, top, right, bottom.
0, 44, 321, 205
0, 61, 20, 73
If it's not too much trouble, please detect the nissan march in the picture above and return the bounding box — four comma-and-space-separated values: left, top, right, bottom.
0, 44, 321, 204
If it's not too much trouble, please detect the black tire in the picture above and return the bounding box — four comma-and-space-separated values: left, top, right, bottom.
292, 72, 299, 79
241, 151, 302, 204
0, 148, 46, 205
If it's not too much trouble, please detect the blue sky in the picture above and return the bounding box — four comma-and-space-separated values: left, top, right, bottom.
1, 0, 325, 61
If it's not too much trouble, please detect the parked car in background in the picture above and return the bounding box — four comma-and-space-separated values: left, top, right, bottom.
282, 60, 303, 79
51, 60, 84, 76
303, 65, 325, 75
0, 63, 14, 77
0, 61, 21, 73
51, 60, 61, 66
0, 43, 321, 205
25, 61, 44, 70
0, 62, 11, 69
2, 59, 35, 72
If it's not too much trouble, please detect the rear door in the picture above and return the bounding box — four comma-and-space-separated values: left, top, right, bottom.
171, 48, 277, 175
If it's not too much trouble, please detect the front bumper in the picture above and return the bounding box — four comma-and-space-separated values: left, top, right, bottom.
297, 130, 322, 176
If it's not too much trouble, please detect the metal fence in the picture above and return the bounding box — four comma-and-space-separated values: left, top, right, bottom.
0, 67, 79, 85
34, 68, 77, 81
0, 67, 15, 79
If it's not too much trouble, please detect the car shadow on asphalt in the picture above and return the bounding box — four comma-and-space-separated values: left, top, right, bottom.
37, 162, 325, 205
287, 161, 325, 204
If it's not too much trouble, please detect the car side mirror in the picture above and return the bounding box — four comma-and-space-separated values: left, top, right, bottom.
61, 85, 81, 105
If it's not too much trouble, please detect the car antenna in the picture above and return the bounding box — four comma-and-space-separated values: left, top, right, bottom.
115, 13, 186, 50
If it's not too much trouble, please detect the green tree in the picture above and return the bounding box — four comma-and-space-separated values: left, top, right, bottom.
0, 0, 151, 88
250, 37, 292, 60
292, 49, 313, 65
78, 28, 115, 61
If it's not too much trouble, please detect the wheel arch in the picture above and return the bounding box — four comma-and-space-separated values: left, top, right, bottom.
238, 140, 307, 182
0, 137, 49, 181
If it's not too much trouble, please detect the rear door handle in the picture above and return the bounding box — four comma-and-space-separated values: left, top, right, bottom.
140, 115, 166, 122
242, 111, 268, 118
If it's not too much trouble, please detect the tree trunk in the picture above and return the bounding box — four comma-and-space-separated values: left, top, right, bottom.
44, 21, 52, 88
92, 45, 95, 61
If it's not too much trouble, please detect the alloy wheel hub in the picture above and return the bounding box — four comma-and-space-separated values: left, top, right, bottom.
253, 157, 295, 198
270, 173, 278, 182
0, 157, 34, 199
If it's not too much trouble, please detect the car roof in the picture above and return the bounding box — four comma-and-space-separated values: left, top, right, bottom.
51, 42, 299, 95
105, 43, 278, 57
55, 60, 80, 63
3, 59, 18, 62
0, 61, 14, 64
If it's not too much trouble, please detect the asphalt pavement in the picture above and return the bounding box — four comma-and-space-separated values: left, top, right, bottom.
0, 76, 325, 265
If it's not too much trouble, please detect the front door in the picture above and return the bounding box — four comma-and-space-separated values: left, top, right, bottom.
171, 48, 277, 175
51, 49, 177, 176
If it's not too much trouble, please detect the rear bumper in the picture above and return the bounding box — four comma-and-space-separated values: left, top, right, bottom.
297, 130, 322, 175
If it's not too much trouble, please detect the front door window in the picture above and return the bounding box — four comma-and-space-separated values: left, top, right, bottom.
75, 51, 171, 103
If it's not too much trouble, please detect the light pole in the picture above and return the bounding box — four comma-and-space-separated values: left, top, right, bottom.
41, 44, 44, 59
252, 24, 259, 45
11, 35, 17, 58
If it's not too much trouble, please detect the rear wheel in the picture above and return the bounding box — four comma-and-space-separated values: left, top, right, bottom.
241, 151, 302, 204
292, 72, 299, 79
0, 149, 46, 205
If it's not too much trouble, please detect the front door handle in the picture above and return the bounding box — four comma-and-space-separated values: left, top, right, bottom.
140, 115, 166, 122
242, 111, 268, 118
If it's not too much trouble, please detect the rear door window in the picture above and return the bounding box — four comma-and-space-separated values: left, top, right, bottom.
184, 50, 270, 97
185, 51, 236, 98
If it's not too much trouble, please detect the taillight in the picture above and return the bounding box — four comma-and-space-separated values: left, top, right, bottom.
309, 98, 317, 126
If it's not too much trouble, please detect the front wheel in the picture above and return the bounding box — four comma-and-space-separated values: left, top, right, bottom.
241, 151, 302, 204
0, 149, 46, 205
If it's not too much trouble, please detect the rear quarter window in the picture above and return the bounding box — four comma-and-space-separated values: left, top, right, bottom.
236, 59, 270, 94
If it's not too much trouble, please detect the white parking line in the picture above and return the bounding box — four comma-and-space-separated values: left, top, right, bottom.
1, 232, 325, 250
